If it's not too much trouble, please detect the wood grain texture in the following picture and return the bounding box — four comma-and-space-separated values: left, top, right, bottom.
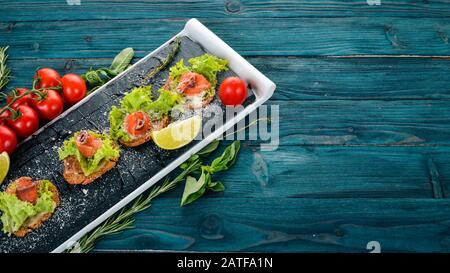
7, 56, 450, 145
159, 145, 450, 200
6, 57, 450, 100
2, 0, 450, 253
2, 0, 450, 22
93, 197, 450, 252
3, 17, 450, 58
269, 100, 450, 146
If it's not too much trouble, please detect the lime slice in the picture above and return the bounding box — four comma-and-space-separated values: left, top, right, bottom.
152, 116, 202, 150
0, 152, 10, 185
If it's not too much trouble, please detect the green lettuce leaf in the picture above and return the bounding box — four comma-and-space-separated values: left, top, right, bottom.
167, 54, 228, 99
109, 86, 181, 141
34, 180, 57, 213
147, 89, 181, 120
0, 193, 35, 235
188, 54, 228, 87
120, 85, 153, 112
58, 131, 120, 176
109, 106, 131, 142
169, 59, 191, 83
0, 180, 57, 235
109, 85, 154, 142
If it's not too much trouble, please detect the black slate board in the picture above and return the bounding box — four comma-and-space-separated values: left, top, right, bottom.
0, 36, 255, 253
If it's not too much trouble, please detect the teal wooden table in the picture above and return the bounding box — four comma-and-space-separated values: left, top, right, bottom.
2, 0, 450, 253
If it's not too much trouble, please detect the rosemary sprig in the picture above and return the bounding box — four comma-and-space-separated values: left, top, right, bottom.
68, 155, 203, 253
142, 36, 181, 83
0, 46, 11, 92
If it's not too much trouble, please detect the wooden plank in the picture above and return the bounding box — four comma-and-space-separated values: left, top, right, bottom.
5, 55, 450, 146
268, 100, 450, 146
5, 57, 450, 100
254, 57, 450, 100
5, 59, 450, 146
3, 18, 450, 58
3, 0, 450, 22
139, 145, 450, 200
93, 197, 450, 252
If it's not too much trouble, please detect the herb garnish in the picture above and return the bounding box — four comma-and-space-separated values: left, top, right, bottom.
181, 140, 240, 206
81, 48, 135, 93
68, 140, 240, 253
0, 47, 11, 93
142, 37, 181, 83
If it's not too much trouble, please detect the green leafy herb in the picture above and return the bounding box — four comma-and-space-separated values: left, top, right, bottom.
196, 139, 220, 157
180, 139, 220, 170
0, 46, 11, 94
180, 141, 240, 206
142, 37, 181, 83
109, 48, 134, 75
67, 148, 203, 253
67, 140, 240, 252
167, 54, 228, 92
205, 140, 241, 173
180, 174, 208, 206
82, 48, 135, 93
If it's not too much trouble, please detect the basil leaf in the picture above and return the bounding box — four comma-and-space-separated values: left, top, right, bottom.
179, 141, 241, 206
181, 174, 208, 206
98, 67, 117, 78
197, 139, 220, 157
207, 180, 225, 192
208, 141, 240, 173
109, 47, 134, 74
180, 154, 200, 170
82, 70, 104, 87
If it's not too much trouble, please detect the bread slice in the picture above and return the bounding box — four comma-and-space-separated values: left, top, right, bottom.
5, 178, 60, 237
119, 115, 170, 147
63, 156, 118, 185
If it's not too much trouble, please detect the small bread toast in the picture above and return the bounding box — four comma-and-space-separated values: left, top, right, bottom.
164, 74, 214, 109
5, 177, 60, 237
119, 115, 170, 147
63, 156, 119, 185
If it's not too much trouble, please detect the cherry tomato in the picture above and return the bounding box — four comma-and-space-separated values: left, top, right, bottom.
176, 72, 211, 96
124, 111, 151, 137
35, 68, 61, 89
31, 89, 64, 120
218, 77, 248, 106
0, 109, 10, 125
75, 131, 103, 158
61, 74, 87, 105
6, 105, 39, 139
6, 88, 33, 110
0, 125, 18, 154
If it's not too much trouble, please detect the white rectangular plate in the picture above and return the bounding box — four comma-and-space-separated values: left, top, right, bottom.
47, 18, 276, 253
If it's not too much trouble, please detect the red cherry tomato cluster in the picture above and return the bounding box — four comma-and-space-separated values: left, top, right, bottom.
0, 68, 87, 154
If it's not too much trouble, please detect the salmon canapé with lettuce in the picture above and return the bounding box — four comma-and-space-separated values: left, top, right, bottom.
0, 177, 59, 237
